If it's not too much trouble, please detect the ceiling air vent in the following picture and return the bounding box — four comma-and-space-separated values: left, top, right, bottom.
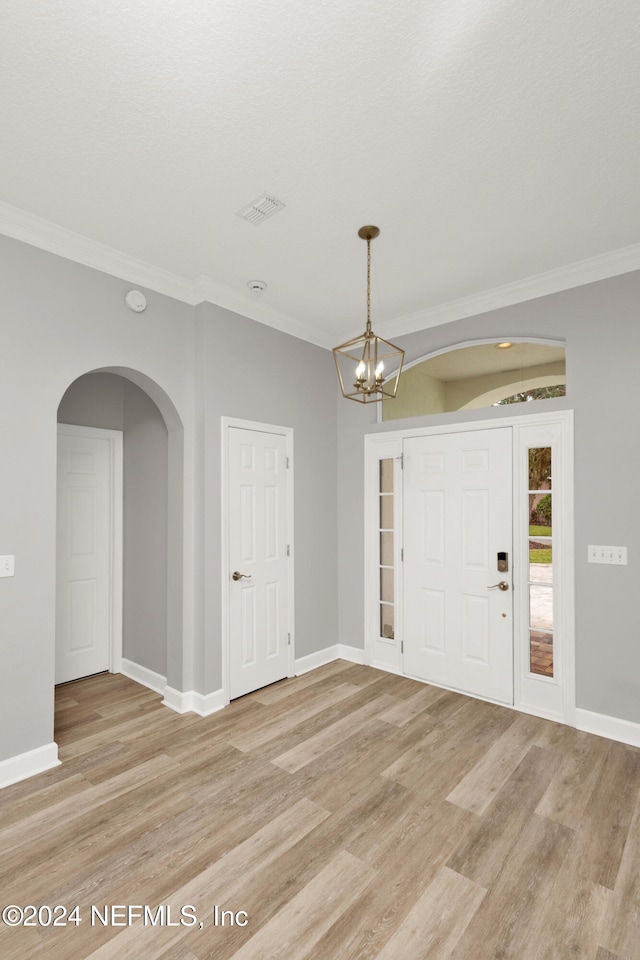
236, 193, 285, 226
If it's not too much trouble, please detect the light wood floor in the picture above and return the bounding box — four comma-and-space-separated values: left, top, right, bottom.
1, 663, 640, 959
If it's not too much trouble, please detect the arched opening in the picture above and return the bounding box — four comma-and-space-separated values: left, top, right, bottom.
381, 340, 566, 421
54, 367, 184, 723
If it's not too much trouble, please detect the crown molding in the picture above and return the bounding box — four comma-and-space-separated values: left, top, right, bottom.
0, 200, 326, 346
0, 200, 196, 303
191, 275, 328, 347
376, 241, 640, 340
1, 200, 639, 348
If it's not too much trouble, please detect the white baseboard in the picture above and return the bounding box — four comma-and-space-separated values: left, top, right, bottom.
162, 685, 226, 717
576, 707, 640, 748
0, 742, 60, 790
190, 689, 226, 717
338, 643, 366, 665
295, 645, 340, 675
121, 660, 225, 717
121, 658, 167, 695
295, 643, 366, 676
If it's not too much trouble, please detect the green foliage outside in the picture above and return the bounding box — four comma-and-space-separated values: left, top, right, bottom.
497, 385, 565, 405
530, 522, 552, 564
536, 493, 552, 525
530, 548, 552, 563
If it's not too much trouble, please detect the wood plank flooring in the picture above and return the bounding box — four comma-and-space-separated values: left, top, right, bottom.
1, 663, 640, 959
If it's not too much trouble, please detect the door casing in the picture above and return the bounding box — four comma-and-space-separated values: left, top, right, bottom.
221, 416, 295, 704
364, 409, 575, 726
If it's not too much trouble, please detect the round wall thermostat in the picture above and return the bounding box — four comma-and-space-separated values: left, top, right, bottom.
125, 290, 147, 313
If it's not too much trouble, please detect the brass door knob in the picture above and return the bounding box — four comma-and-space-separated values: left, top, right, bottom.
487, 581, 509, 591
232, 571, 252, 581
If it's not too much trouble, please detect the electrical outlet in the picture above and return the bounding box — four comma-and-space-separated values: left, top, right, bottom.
0, 555, 15, 578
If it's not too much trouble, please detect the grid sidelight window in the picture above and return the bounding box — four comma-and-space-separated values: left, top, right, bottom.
528, 447, 553, 676
379, 459, 395, 639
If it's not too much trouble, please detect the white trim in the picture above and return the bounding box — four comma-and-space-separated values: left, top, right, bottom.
295, 644, 365, 675
375, 243, 640, 340
376, 337, 566, 424
338, 644, 366, 664
390, 337, 565, 377
192, 275, 323, 346
363, 438, 404, 673
513, 416, 576, 725
0, 201, 326, 348
221, 417, 295, 705
121, 658, 166, 696
190, 689, 226, 717
2, 200, 640, 348
576, 708, 640, 749
57, 423, 123, 677
162, 686, 226, 717
0, 743, 60, 790
162, 686, 192, 714
364, 409, 575, 727
295, 646, 340, 675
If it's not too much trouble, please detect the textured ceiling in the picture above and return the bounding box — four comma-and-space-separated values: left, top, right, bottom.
2, 0, 640, 346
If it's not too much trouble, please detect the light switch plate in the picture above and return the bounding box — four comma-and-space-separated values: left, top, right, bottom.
588, 545, 627, 565
0, 555, 15, 577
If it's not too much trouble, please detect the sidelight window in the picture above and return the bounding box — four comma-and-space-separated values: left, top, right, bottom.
528, 447, 554, 677
379, 459, 395, 639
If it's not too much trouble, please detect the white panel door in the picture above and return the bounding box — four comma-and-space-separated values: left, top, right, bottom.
228, 427, 290, 699
56, 429, 113, 684
403, 428, 513, 704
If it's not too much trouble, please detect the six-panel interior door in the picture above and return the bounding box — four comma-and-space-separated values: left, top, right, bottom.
56, 428, 112, 684
228, 426, 290, 700
403, 428, 514, 704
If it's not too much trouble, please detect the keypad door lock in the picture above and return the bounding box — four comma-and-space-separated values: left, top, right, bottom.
497, 551, 508, 572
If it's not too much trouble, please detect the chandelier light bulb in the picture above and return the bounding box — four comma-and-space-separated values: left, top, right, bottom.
375, 361, 384, 379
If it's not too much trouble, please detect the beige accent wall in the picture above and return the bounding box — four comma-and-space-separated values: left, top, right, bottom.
383, 364, 446, 420
448, 360, 566, 410
383, 357, 565, 420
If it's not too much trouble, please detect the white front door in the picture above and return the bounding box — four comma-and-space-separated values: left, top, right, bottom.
227, 425, 291, 699
403, 427, 513, 704
56, 426, 120, 684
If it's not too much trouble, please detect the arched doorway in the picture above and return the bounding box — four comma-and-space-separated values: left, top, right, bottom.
55, 367, 184, 720
381, 339, 566, 421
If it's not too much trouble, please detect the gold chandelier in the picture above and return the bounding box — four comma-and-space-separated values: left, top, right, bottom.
333, 226, 404, 403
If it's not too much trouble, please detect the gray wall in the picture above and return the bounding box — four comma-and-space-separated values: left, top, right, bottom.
0, 233, 338, 766
337, 269, 640, 725
197, 303, 338, 692
3, 224, 640, 773
57, 373, 169, 677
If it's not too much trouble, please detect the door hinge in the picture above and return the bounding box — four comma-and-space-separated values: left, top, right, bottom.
396, 453, 404, 469
287, 544, 290, 557
288, 633, 291, 645
401, 547, 404, 562
401, 640, 404, 654
286, 456, 290, 469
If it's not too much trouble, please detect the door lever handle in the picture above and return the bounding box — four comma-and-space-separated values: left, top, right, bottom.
487, 581, 509, 591
232, 571, 252, 581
